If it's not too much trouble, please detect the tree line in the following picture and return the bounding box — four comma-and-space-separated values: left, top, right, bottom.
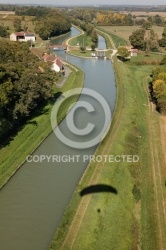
0, 40, 58, 141
150, 56, 166, 114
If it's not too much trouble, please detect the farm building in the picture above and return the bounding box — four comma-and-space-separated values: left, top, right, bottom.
10, 32, 36, 42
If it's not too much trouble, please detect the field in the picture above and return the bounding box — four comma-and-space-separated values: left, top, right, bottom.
0, 11, 15, 15
49, 29, 166, 250
101, 25, 164, 44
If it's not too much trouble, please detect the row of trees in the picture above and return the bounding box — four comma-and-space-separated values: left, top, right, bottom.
0, 40, 58, 140
151, 58, 166, 114
129, 27, 166, 52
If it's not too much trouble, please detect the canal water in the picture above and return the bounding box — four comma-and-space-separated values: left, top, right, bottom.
0, 27, 116, 250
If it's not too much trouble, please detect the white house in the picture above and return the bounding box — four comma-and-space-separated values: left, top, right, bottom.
42, 53, 63, 73
10, 32, 36, 42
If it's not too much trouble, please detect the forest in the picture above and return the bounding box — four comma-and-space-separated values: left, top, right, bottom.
0, 40, 58, 141
35, 10, 71, 40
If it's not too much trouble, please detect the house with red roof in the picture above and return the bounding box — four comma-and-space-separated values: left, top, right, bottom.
42, 53, 63, 73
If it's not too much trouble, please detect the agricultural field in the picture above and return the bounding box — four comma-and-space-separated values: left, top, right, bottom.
101, 25, 164, 44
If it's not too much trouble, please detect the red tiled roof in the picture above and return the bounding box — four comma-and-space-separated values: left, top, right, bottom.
42, 53, 56, 62
14, 32, 35, 36
42, 53, 63, 69
14, 32, 25, 36
131, 49, 138, 53
54, 58, 62, 68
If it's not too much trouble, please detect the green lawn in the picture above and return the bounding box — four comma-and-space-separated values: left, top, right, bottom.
128, 52, 163, 65
0, 66, 84, 188
67, 50, 95, 57
68, 33, 92, 47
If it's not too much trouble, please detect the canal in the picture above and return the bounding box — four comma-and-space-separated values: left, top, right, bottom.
0, 27, 116, 250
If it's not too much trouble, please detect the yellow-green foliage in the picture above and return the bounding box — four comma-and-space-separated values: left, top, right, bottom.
152, 66, 166, 113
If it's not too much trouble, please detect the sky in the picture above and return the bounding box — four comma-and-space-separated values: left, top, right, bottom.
0, 0, 166, 6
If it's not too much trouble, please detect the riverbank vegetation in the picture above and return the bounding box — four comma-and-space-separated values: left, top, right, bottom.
0, 60, 84, 189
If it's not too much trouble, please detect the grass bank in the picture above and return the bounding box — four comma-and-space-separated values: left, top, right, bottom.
0, 65, 84, 189
68, 32, 92, 47
49, 36, 166, 250
97, 26, 128, 47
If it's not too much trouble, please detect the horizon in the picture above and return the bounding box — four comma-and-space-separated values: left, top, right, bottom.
0, 0, 166, 6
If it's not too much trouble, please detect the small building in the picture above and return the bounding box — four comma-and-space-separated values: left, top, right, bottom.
42, 53, 63, 73
130, 49, 138, 57
124, 46, 138, 57
10, 32, 36, 42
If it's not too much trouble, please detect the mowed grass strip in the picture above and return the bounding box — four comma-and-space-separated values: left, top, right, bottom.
0, 66, 84, 189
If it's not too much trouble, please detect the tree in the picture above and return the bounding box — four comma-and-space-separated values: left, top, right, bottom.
146, 29, 159, 52
151, 65, 166, 114
154, 15, 163, 25
129, 29, 146, 50
159, 28, 166, 47
13, 18, 22, 32
83, 13, 92, 23
91, 43, 96, 51
160, 55, 166, 65
0, 25, 8, 37
142, 21, 152, 30
80, 46, 86, 53
117, 47, 130, 60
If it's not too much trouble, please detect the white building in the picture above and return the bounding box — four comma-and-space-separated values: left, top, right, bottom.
10, 32, 36, 42
42, 53, 63, 73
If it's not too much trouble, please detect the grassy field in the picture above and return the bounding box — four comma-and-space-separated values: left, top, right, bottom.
49, 31, 166, 250
128, 52, 163, 65
101, 25, 164, 44
0, 65, 84, 189
68, 33, 92, 47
